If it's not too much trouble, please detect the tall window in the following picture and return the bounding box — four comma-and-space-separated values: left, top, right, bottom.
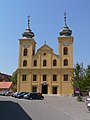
33, 74, 37, 81
53, 59, 57, 66
23, 60, 27, 66
53, 74, 57, 81
23, 48, 28, 56
22, 75, 26, 81
43, 75, 47, 81
64, 74, 68, 81
63, 47, 68, 55
32, 50, 35, 55
64, 59, 68, 66
43, 59, 47, 66
33, 60, 37, 66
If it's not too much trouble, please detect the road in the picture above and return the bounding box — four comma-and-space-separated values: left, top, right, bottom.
0, 95, 90, 120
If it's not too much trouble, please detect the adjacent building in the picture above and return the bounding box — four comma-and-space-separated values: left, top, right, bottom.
0, 73, 11, 82
0, 73, 12, 91
17, 14, 74, 95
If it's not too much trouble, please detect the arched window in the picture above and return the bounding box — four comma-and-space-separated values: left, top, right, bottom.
33, 60, 37, 66
43, 59, 47, 66
63, 47, 68, 55
64, 59, 68, 66
53, 59, 57, 66
23, 48, 28, 56
32, 50, 35, 55
23, 60, 27, 66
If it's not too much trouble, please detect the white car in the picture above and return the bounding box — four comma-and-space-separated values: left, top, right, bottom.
87, 103, 90, 112
86, 97, 90, 106
86, 97, 90, 101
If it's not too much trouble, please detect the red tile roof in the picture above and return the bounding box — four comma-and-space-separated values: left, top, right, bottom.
0, 82, 12, 89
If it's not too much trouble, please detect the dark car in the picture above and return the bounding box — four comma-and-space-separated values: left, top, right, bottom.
23, 92, 44, 100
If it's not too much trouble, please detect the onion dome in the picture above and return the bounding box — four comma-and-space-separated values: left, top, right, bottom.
22, 16, 35, 38
60, 13, 72, 36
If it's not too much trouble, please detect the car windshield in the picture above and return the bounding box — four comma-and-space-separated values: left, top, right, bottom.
27, 93, 30, 95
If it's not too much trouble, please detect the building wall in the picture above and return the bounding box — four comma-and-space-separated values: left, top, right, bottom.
17, 33, 74, 96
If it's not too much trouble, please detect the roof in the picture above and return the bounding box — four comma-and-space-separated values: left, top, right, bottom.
37, 44, 53, 52
22, 16, 35, 38
0, 82, 12, 89
0, 73, 11, 82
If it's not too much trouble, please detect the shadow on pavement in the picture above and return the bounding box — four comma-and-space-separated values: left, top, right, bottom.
0, 101, 32, 120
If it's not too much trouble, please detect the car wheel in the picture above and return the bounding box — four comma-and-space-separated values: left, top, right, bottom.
29, 97, 32, 100
41, 97, 44, 100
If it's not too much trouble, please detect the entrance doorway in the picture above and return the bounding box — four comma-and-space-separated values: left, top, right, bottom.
42, 84, 48, 94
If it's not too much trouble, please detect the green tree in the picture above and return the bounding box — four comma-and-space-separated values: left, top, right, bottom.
72, 63, 86, 97
11, 70, 17, 91
84, 65, 90, 91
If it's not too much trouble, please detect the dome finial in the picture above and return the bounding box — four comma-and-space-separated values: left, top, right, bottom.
22, 16, 35, 38
59, 13, 72, 36
28, 15, 30, 29
64, 12, 67, 27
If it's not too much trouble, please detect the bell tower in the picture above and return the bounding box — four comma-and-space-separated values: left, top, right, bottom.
17, 16, 36, 92
58, 13, 74, 68
18, 16, 36, 69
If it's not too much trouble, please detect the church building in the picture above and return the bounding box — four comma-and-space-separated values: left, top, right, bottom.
17, 14, 74, 95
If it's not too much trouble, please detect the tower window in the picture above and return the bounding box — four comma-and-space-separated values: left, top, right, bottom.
43, 59, 47, 66
33, 60, 37, 66
43, 75, 47, 81
53, 74, 57, 81
32, 50, 35, 55
64, 74, 68, 81
23, 60, 27, 66
33, 74, 37, 81
53, 59, 57, 66
63, 47, 68, 55
23, 48, 28, 56
64, 59, 68, 66
22, 74, 27, 81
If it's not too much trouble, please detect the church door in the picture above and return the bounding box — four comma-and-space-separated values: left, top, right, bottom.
42, 84, 48, 94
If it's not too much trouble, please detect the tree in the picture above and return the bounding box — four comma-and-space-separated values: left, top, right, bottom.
72, 63, 86, 96
84, 65, 90, 91
11, 70, 17, 91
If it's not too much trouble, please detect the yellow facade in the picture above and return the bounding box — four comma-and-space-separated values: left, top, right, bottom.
17, 15, 74, 95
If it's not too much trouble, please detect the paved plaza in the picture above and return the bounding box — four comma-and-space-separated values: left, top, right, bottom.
0, 95, 90, 120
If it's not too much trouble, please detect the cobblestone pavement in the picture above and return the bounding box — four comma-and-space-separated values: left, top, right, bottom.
0, 95, 90, 120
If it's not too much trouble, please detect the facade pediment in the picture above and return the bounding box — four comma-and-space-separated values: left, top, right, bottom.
37, 44, 53, 52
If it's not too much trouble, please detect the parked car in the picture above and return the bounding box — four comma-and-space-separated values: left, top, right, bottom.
86, 97, 90, 105
16, 92, 29, 98
86, 97, 90, 101
23, 92, 44, 100
87, 103, 90, 112
12, 92, 20, 97
5, 91, 13, 96
0, 91, 4, 95
1, 91, 7, 96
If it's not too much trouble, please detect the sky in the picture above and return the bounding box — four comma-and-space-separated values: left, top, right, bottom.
0, 0, 90, 75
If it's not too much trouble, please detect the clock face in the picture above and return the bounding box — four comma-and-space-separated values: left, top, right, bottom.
23, 43, 29, 48
64, 41, 68, 46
